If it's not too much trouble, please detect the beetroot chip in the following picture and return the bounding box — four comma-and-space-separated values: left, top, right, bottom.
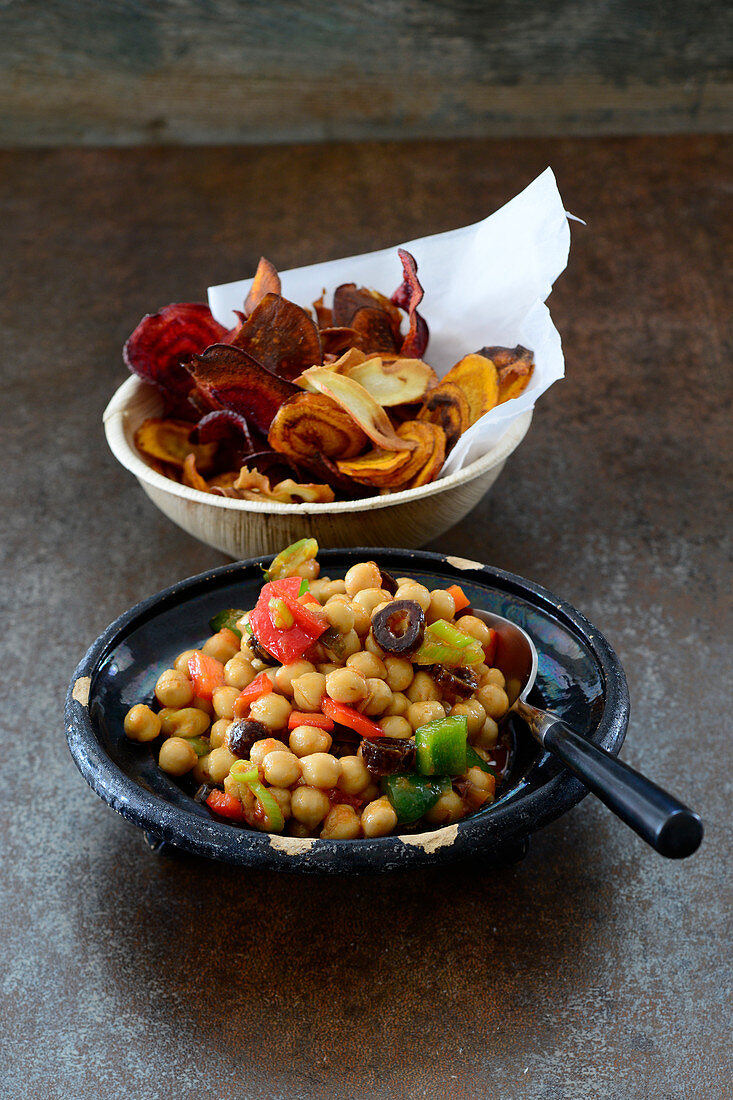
124, 303, 227, 407
244, 257, 281, 317
229, 293, 322, 380
191, 409, 254, 450
184, 343, 298, 434
390, 249, 429, 358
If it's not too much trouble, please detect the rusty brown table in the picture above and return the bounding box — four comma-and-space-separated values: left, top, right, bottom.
1, 136, 730, 1099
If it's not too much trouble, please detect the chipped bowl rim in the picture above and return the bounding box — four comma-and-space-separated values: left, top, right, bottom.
103, 376, 534, 515
65, 549, 629, 873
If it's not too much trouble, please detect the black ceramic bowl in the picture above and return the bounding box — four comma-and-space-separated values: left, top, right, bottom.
65, 549, 629, 873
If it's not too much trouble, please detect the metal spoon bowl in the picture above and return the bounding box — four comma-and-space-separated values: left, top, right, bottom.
472, 609, 704, 859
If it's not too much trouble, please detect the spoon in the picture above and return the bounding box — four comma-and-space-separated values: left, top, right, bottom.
472, 609, 703, 858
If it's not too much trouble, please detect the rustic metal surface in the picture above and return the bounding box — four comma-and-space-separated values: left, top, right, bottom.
1, 2, 732, 145
1, 136, 730, 1099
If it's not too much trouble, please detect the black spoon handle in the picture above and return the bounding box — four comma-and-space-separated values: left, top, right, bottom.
539, 717, 703, 858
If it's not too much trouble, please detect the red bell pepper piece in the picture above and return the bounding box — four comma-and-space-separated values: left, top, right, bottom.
233, 671, 274, 718
187, 651, 226, 700
206, 790, 247, 822
321, 697, 384, 739
446, 584, 471, 613
287, 710, 335, 732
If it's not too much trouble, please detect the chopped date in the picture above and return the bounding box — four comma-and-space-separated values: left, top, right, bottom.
360, 737, 416, 778
431, 664, 478, 703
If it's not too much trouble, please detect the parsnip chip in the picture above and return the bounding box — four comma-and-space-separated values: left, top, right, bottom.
344, 356, 438, 406
219, 464, 336, 504
417, 381, 471, 451
268, 392, 368, 462
299, 366, 415, 452
441, 354, 499, 425
182, 453, 211, 492
134, 418, 218, 472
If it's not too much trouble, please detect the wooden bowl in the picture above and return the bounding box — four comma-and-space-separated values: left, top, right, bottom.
103, 377, 533, 557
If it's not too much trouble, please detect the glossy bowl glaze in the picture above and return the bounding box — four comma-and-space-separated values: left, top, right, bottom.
65, 550, 629, 873
103, 377, 533, 557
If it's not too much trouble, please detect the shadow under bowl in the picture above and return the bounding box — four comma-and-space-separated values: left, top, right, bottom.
65, 549, 629, 873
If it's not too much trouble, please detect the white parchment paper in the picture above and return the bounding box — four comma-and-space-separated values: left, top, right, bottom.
209, 168, 572, 477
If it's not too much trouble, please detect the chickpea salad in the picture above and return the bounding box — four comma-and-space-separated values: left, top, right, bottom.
124, 540, 512, 839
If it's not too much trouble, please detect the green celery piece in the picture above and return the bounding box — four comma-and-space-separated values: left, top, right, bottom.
415, 715, 468, 776
382, 773, 452, 824
188, 736, 211, 758
248, 778, 285, 832
208, 608, 245, 639
465, 745, 498, 776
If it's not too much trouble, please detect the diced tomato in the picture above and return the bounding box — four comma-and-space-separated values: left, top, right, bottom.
249, 577, 327, 664
287, 710, 334, 732
233, 671, 274, 717
206, 790, 247, 822
483, 628, 498, 666
446, 584, 471, 613
187, 651, 226, 700
321, 697, 383, 739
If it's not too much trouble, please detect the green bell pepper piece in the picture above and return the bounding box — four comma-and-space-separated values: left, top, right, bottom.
415, 715, 468, 776
208, 608, 245, 638
465, 745, 498, 776
266, 538, 319, 581
382, 773, 452, 824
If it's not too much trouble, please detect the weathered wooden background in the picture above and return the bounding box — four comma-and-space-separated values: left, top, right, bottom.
1, 1, 731, 145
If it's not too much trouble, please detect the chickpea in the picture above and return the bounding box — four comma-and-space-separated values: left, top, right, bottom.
475, 683, 509, 720
249, 692, 292, 731
317, 662, 340, 676
289, 725, 332, 757
349, 600, 372, 637
158, 737, 197, 776
288, 820, 313, 838
340, 629, 362, 658
268, 787, 292, 820
202, 630, 241, 664
407, 700, 446, 731
394, 581, 431, 612
424, 789, 466, 825
212, 685, 241, 720
209, 717, 232, 748
347, 651, 386, 679
406, 671, 440, 703
206, 745, 240, 784
361, 796, 398, 837
234, 612, 251, 636
324, 599, 355, 635
326, 667, 368, 705
249, 737, 289, 766
321, 805, 361, 839
173, 649, 197, 677
291, 786, 331, 829
482, 667, 506, 689
384, 657, 414, 693
224, 655, 257, 690
463, 766, 496, 809
337, 755, 371, 795
364, 631, 386, 658
361, 781, 381, 804
239, 637, 257, 662
383, 691, 409, 717
344, 561, 382, 597
292, 672, 326, 712
450, 698, 486, 737
380, 715, 413, 739
293, 558, 320, 580
124, 704, 161, 743
192, 695, 214, 716
319, 579, 347, 601
455, 615, 494, 648
361, 678, 393, 716
154, 668, 194, 709
275, 660, 316, 698
300, 752, 341, 789
353, 587, 391, 617
262, 750, 302, 788
307, 577, 331, 602
426, 589, 456, 624
473, 716, 499, 749
160, 707, 210, 739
